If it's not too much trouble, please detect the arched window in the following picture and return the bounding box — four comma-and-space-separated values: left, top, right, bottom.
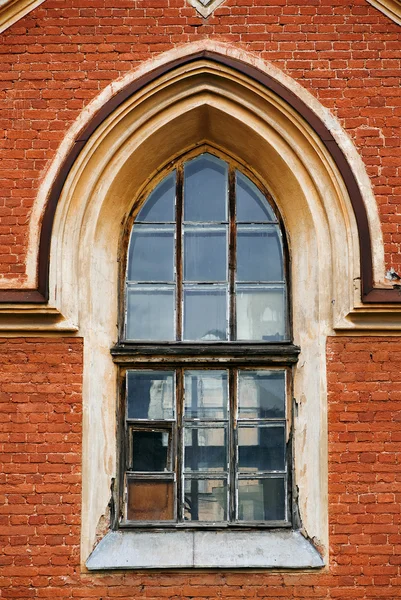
113, 150, 298, 526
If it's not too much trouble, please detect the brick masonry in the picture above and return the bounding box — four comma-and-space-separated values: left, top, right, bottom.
0, 337, 400, 597
0, 0, 400, 283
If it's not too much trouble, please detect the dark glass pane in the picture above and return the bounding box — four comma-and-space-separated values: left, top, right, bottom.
126, 285, 175, 340
127, 371, 174, 420
236, 225, 283, 282
184, 225, 227, 282
184, 370, 228, 419
132, 430, 171, 471
238, 370, 285, 419
127, 479, 174, 521
184, 154, 228, 222
237, 478, 286, 521
184, 478, 227, 522
127, 225, 175, 282
136, 171, 176, 222
184, 427, 227, 472
183, 285, 227, 341
238, 425, 286, 472
236, 171, 277, 222
236, 285, 286, 341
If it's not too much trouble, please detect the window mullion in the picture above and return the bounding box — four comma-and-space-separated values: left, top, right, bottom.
228, 167, 236, 341
176, 166, 183, 341
229, 368, 237, 523
176, 368, 184, 522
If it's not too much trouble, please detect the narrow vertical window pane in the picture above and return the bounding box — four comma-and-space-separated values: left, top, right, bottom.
184, 225, 227, 282
236, 172, 277, 222
184, 478, 227, 522
184, 154, 228, 222
127, 371, 174, 420
136, 171, 176, 222
238, 425, 286, 472
127, 478, 175, 521
236, 285, 286, 341
183, 285, 227, 341
127, 225, 175, 282
184, 427, 227, 472
237, 478, 286, 522
184, 371, 228, 419
126, 286, 175, 340
238, 371, 285, 419
236, 225, 283, 282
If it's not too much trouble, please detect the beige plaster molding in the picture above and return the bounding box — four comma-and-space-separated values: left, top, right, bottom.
367, 0, 401, 26
0, 0, 45, 34
188, 0, 226, 18
0, 305, 77, 333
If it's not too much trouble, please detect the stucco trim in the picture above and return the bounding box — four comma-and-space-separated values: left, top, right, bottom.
0, 41, 392, 306
366, 0, 401, 26
0, 0, 45, 34
86, 530, 324, 570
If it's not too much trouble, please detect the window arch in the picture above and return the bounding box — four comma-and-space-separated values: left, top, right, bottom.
124, 151, 289, 343
115, 150, 298, 528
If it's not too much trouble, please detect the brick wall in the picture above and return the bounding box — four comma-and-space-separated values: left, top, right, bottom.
0, 0, 400, 283
1, 336, 400, 598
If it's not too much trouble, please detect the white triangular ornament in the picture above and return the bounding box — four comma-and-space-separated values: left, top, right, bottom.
189, 0, 226, 18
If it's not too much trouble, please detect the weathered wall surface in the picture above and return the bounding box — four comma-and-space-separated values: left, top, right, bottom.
0, 0, 400, 286
1, 336, 401, 598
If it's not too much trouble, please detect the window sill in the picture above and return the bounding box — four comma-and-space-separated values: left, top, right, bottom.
85, 529, 324, 570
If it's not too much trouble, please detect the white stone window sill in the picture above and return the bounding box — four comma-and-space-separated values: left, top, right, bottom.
86, 529, 324, 570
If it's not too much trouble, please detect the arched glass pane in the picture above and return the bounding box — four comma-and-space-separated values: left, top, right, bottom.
184, 154, 228, 222
236, 172, 277, 222
136, 171, 176, 222
236, 225, 283, 283
128, 225, 175, 282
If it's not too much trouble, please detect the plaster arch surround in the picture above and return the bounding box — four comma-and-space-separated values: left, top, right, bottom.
49, 55, 366, 565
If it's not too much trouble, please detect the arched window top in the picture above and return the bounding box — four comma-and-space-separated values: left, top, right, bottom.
125, 152, 288, 343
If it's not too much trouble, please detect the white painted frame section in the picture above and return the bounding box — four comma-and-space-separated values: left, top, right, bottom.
0, 0, 45, 33
366, 0, 401, 26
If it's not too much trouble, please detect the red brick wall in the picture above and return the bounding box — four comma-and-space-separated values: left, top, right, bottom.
0, 0, 400, 283
1, 336, 401, 598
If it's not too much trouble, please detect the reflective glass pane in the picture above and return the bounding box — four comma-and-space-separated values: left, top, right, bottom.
236, 225, 283, 282
127, 479, 174, 521
184, 478, 227, 522
126, 285, 175, 341
136, 171, 176, 222
236, 172, 277, 222
127, 371, 174, 420
237, 478, 286, 521
127, 225, 175, 282
236, 285, 286, 341
184, 427, 227, 472
184, 154, 228, 222
132, 430, 171, 471
238, 371, 285, 419
184, 370, 228, 419
183, 285, 227, 341
238, 425, 286, 472
184, 225, 227, 282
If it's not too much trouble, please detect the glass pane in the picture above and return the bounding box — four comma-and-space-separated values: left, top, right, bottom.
126, 285, 175, 341
238, 425, 286, 472
132, 430, 171, 471
184, 370, 228, 419
236, 285, 286, 341
136, 171, 176, 222
184, 427, 227, 472
236, 225, 283, 282
236, 172, 277, 222
127, 371, 174, 420
127, 225, 175, 282
184, 225, 227, 282
238, 370, 285, 419
184, 154, 228, 222
237, 478, 286, 521
127, 479, 174, 521
183, 285, 227, 341
184, 478, 227, 522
